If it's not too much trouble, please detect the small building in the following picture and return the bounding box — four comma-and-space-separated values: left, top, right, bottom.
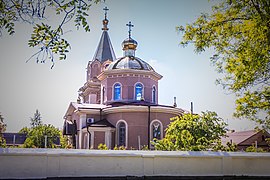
63, 9, 187, 149
1, 132, 61, 147
221, 130, 270, 151
1, 133, 27, 147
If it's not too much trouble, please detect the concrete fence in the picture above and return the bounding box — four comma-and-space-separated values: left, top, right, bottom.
1, 148, 270, 179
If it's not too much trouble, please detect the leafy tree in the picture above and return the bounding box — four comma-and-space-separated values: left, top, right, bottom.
0, 112, 7, 133
20, 110, 67, 148
30, 109, 42, 128
178, 0, 270, 129
18, 127, 30, 134
0, 113, 7, 147
21, 124, 67, 148
153, 111, 227, 151
212, 140, 237, 152
0, 0, 101, 68
245, 145, 266, 152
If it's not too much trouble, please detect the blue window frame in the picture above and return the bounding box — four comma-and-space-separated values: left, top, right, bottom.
114, 83, 121, 100
135, 83, 143, 100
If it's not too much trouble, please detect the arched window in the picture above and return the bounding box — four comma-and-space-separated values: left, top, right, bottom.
150, 120, 163, 141
135, 83, 143, 100
152, 122, 161, 140
152, 86, 156, 104
118, 122, 126, 146
114, 83, 121, 100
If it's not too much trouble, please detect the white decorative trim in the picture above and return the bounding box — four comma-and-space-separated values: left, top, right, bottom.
83, 133, 89, 149
90, 131, 94, 149
101, 85, 106, 104
103, 105, 185, 115
98, 69, 163, 81
116, 120, 128, 148
78, 114, 86, 149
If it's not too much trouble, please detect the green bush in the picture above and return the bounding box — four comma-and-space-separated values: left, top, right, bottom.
98, 143, 108, 150
245, 145, 265, 152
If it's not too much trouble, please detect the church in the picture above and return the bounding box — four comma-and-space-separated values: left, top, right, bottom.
63, 8, 186, 150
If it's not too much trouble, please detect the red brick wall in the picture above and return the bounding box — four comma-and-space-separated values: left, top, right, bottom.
101, 75, 158, 103
94, 131, 105, 149
106, 110, 176, 149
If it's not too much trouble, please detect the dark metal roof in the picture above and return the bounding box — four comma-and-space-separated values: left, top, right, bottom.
92, 31, 116, 63
1, 133, 27, 145
83, 119, 115, 128
107, 56, 154, 71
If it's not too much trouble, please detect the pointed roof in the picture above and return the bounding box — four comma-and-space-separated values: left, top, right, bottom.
93, 31, 116, 63
92, 7, 116, 63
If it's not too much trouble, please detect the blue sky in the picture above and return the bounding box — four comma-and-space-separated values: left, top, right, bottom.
0, 0, 257, 132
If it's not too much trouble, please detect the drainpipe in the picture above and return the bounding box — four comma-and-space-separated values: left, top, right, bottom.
148, 105, 151, 148
87, 126, 91, 149
100, 108, 102, 121
191, 102, 193, 115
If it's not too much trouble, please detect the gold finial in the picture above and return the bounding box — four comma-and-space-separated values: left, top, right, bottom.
102, 7, 109, 31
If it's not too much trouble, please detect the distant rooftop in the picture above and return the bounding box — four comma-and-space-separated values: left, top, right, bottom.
221, 130, 270, 145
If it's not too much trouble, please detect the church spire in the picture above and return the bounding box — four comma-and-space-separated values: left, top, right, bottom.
92, 7, 116, 63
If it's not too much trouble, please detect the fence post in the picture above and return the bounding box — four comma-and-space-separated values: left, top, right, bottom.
13, 135, 16, 146
45, 135, 47, 148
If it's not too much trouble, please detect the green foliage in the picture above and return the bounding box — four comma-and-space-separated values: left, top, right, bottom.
98, 143, 108, 150
153, 111, 227, 151
0, 113, 7, 147
113, 145, 126, 150
0, 0, 101, 68
0, 135, 6, 148
30, 109, 42, 128
178, 0, 270, 129
18, 127, 30, 134
245, 145, 266, 153
141, 145, 149, 150
212, 140, 237, 152
21, 124, 66, 148
0, 112, 6, 133
266, 138, 270, 146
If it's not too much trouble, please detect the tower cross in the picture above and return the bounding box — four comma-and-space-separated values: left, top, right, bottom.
126, 21, 134, 38
103, 7, 109, 19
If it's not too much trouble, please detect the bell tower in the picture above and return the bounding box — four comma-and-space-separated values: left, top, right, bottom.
79, 7, 116, 104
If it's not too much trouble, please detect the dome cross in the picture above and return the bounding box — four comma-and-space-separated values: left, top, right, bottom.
102, 7, 109, 31
126, 21, 134, 39
103, 7, 109, 19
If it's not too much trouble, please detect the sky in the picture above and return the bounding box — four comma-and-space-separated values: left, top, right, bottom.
0, 0, 257, 132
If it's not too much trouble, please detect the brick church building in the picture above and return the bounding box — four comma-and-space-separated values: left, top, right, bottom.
63, 8, 186, 149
